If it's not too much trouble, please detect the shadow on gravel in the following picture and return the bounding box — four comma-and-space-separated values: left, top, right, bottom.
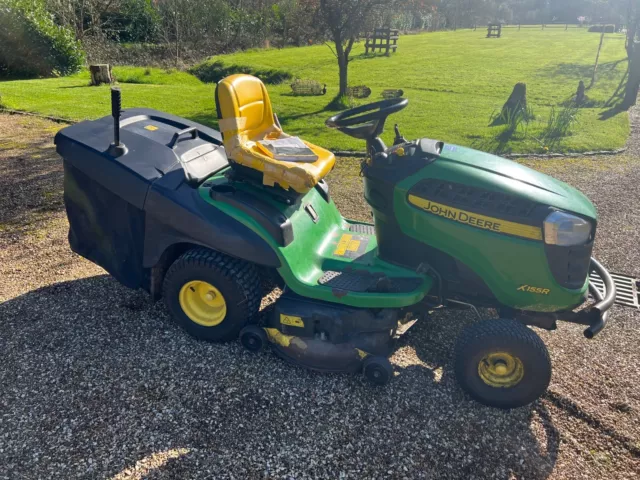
0, 274, 564, 478
544, 390, 640, 458
0, 115, 64, 238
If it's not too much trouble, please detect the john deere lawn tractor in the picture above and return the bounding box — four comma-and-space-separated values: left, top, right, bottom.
55, 74, 617, 408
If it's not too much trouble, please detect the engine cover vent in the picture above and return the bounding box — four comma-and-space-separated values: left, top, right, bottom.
409, 179, 538, 219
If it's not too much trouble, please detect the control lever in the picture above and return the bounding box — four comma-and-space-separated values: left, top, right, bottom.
108, 87, 127, 156
393, 124, 407, 145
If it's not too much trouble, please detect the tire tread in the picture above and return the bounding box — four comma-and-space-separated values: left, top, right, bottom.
163, 248, 261, 341
454, 319, 551, 409
454, 319, 550, 365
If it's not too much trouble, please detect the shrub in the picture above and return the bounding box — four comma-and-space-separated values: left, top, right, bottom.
112, 66, 203, 86
540, 103, 579, 148
189, 59, 291, 84
588, 25, 615, 33
489, 102, 535, 133
0, 0, 85, 78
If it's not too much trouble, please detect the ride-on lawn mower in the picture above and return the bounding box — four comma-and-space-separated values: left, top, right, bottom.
55, 74, 617, 409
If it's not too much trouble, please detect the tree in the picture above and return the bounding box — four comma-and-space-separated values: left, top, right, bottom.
622, 0, 640, 108
317, 0, 393, 98
0, 0, 85, 77
44, 0, 125, 40
272, 0, 317, 47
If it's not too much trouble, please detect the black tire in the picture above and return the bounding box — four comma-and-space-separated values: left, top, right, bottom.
454, 319, 551, 409
240, 325, 267, 353
163, 248, 261, 342
363, 356, 393, 385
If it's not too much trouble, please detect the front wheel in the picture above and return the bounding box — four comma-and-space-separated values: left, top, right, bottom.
454, 319, 551, 409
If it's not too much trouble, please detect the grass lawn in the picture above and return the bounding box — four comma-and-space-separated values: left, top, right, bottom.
0, 29, 630, 154
0, 67, 215, 126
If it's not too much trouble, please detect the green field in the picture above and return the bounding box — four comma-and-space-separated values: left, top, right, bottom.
0, 29, 630, 154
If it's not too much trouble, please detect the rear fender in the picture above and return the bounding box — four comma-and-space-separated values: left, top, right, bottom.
143, 184, 281, 269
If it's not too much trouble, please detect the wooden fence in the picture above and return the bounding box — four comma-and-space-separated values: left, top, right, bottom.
471, 23, 624, 32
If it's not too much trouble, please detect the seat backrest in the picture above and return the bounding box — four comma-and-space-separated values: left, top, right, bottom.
215, 74, 277, 148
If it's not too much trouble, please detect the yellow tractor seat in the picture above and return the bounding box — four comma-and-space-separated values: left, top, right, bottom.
215, 74, 336, 193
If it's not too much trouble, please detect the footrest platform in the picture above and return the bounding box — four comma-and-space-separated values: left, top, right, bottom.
318, 270, 423, 293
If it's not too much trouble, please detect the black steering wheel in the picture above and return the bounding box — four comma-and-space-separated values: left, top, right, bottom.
325, 98, 408, 140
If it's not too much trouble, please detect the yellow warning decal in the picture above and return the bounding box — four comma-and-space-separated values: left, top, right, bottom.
356, 348, 369, 359
334, 235, 361, 255
144, 125, 159, 131
280, 314, 304, 328
347, 239, 360, 251
333, 233, 369, 258
408, 195, 542, 241
334, 234, 351, 256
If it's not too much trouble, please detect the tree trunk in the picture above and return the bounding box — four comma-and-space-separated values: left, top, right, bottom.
338, 56, 348, 96
589, 28, 606, 88
89, 64, 112, 86
175, 16, 180, 69
623, 6, 639, 109
623, 48, 640, 108
331, 29, 349, 97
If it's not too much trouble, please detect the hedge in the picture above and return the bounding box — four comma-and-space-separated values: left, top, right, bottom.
0, 0, 85, 78
587, 24, 615, 33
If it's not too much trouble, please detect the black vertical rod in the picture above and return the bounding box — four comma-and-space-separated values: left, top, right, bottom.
111, 87, 122, 147
108, 87, 126, 156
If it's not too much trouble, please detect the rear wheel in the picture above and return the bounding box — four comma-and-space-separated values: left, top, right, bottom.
454, 319, 551, 409
163, 248, 261, 342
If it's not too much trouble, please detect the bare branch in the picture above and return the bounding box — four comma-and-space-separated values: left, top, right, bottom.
344, 36, 356, 58
324, 41, 338, 59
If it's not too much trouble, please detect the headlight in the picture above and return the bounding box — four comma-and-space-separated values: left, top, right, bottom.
543, 211, 592, 246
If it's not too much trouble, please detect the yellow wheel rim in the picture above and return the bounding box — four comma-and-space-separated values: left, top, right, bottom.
478, 351, 524, 388
179, 280, 227, 327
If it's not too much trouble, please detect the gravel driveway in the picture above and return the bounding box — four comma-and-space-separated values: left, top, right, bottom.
1, 112, 639, 479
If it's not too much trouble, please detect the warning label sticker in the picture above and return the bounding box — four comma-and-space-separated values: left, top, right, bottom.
280, 314, 304, 327
333, 233, 369, 258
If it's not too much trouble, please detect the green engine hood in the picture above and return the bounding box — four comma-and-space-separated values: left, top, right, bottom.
438, 144, 597, 220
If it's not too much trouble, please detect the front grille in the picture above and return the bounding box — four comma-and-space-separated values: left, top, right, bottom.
545, 240, 594, 290
409, 180, 538, 219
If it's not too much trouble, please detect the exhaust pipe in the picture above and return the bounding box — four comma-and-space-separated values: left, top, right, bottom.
108, 87, 127, 156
